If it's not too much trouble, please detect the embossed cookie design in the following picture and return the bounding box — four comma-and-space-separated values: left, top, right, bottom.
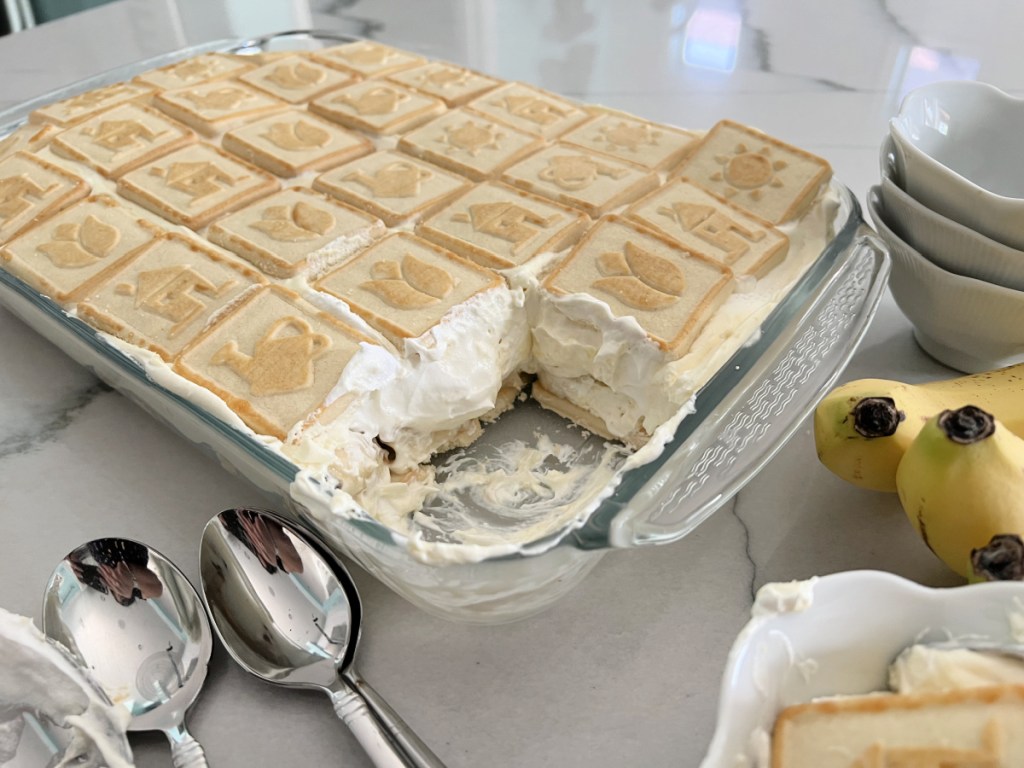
313, 150, 470, 227
468, 82, 588, 139
29, 81, 154, 128
239, 55, 357, 104
1, 195, 161, 304
543, 216, 733, 358
134, 53, 255, 90
176, 285, 381, 439
153, 81, 286, 137
675, 119, 832, 223
626, 179, 789, 278
117, 143, 278, 230
314, 232, 502, 347
0, 124, 60, 162
208, 186, 385, 278
398, 109, 543, 181
50, 103, 196, 179
77, 232, 265, 360
501, 144, 658, 217
560, 111, 699, 171
309, 80, 444, 135
311, 41, 425, 78
387, 62, 502, 106
222, 110, 372, 177
417, 182, 588, 269
0, 152, 89, 244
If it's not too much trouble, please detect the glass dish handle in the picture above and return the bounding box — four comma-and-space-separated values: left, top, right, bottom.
601, 229, 890, 548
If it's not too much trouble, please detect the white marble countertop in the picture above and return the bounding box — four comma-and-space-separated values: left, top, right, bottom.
0, 1, 1018, 766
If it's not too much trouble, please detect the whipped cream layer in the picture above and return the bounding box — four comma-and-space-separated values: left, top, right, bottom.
0, 608, 133, 768
526, 188, 839, 444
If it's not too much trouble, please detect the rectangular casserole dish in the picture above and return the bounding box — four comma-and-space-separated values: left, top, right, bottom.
0, 30, 890, 623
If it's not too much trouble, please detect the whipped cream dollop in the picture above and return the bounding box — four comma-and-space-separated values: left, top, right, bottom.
0, 607, 133, 768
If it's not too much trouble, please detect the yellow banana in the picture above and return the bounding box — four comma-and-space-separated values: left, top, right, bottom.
814, 364, 1024, 492
896, 406, 1024, 578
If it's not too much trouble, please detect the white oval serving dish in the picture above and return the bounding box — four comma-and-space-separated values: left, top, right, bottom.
700, 570, 1024, 768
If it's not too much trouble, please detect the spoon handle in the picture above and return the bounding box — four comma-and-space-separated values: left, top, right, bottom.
166, 724, 209, 768
330, 675, 444, 768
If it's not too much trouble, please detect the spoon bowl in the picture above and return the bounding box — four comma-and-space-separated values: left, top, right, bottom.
200, 507, 444, 768
43, 538, 211, 767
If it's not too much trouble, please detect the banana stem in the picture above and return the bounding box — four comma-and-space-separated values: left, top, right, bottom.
971, 534, 1024, 581
938, 406, 996, 444
852, 397, 904, 438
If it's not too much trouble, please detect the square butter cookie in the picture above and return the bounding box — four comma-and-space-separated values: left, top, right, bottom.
208, 186, 385, 278
175, 284, 382, 439
77, 231, 265, 360
314, 231, 502, 347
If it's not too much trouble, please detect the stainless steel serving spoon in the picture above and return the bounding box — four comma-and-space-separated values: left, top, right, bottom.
200, 507, 444, 768
43, 538, 212, 767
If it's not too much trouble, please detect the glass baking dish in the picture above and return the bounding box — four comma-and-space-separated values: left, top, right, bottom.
0, 31, 890, 623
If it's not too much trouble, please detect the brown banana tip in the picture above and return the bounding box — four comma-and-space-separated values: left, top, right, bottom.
971, 534, 1024, 581
937, 405, 996, 445
852, 396, 905, 438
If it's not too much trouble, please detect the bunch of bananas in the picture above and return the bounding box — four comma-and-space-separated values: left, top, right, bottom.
813, 366, 1024, 579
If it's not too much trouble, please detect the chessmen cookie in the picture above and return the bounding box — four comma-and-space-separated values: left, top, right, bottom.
468, 82, 589, 139
0, 151, 89, 244
175, 284, 381, 440
0, 123, 60, 162
542, 215, 733, 357
238, 55, 357, 104
221, 110, 372, 177
134, 53, 255, 90
387, 62, 502, 107
208, 186, 385, 278
501, 144, 659, 217
560, 109, 700, 171
771, 685, 1024, 768
1, 195, 161, 304
676, 119, 832, 224
626, 178, 789, 278
49, 103, 196, 179
310, 41, 425, 79
308, 80, 445, 135
314, 231, 504, 348
532, 215, 735, 444
152, 81, 287, 137
77, 231, 265, 360
416, 182, 589, 270
29, 81, 154, 128
313, 150, 470, 227
397, 109, 543, 181
117, 143, 279, 230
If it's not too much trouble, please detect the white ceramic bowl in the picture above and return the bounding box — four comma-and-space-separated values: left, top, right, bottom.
879, 137, 1024, 292
889, 80, 1024, 250
700, 571, 1024, 768
867, 187, 1024, 373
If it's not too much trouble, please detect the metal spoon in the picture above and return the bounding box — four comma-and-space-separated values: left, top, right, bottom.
200, 507, 444, 768
43, 538, 211, 767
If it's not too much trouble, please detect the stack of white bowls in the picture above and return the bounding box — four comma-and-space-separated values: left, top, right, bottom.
869, 80, 1024, 373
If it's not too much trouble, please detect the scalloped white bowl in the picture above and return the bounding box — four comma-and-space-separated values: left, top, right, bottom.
700, 571, 1024, 768
879, 136, 1024, 293
868, 187, 1024, 373
889, 80, 1024, 250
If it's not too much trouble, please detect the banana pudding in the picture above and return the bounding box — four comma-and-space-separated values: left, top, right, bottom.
0, 40, 836, 546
